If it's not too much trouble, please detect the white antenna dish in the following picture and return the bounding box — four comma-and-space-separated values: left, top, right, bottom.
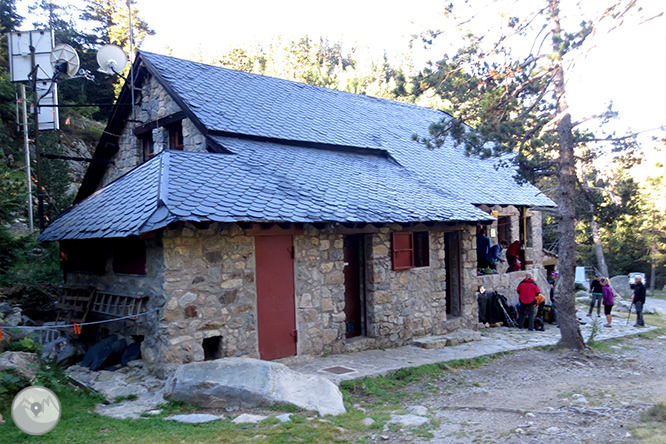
50, 43, 80, 79
96, 44, 128, 75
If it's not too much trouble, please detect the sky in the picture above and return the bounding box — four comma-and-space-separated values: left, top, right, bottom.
15, 0, 666, 150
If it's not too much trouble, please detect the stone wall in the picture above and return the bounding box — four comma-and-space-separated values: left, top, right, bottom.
150, 223, 259, 368
474, 205, 550, 305
293, 226, 347, 357
64, 221, 485, 370
101, 75, 207, 187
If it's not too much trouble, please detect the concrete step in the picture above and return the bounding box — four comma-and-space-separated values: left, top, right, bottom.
412, 329, 482, 349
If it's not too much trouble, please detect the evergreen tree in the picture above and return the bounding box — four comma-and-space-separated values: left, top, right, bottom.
412, 0, 653, 349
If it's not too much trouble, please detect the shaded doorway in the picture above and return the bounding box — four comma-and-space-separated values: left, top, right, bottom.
343, 235, 366, 338
445, 231, 462, 317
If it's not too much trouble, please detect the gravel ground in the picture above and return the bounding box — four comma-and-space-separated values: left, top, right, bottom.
373, 333, 666, 444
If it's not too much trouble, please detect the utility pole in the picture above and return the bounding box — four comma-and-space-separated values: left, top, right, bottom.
20, 85, 34, 232
30, 43, 46, 230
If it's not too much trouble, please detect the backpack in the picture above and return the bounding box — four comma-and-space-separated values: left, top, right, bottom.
534, 316, 545, 331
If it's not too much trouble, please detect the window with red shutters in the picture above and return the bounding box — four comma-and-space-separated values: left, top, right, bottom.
392, 231, 430, 270
392, 232, 414, 270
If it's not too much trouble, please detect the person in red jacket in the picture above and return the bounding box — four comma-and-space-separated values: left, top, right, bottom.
517, 272, 541, 331
506, 240, 521, 272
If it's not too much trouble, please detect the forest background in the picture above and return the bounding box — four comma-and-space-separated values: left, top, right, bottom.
0, 0, 664, 301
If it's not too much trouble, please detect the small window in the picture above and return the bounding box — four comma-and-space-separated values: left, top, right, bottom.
168, 120, 184, 150
498, 216, 511, 243
61, 239, 105, 274
392, 231, 429, 270
141, 132, 154, 162
414, 232, 430, 267
112, 237, 146, 275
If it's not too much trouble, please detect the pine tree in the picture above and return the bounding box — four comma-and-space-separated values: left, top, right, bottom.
412, 0, 654, 349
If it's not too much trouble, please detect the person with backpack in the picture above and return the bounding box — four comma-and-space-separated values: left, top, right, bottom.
588, 274, 603, 317
601, 277, 615, 327
633, 276, 647, 327
516, 272, 541, 331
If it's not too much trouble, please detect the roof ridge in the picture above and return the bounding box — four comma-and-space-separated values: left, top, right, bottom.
138, 50, 454, 116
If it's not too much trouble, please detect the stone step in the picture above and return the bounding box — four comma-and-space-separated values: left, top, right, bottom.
412, 329, 482, 349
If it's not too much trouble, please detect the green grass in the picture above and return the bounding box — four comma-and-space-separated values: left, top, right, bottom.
0, 353, 510, 443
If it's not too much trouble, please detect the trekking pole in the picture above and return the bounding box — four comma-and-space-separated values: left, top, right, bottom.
497, 297, 517, 328
626, 302, 633, 325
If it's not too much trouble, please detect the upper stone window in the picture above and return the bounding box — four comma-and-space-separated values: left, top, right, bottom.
168, 120, 184, 150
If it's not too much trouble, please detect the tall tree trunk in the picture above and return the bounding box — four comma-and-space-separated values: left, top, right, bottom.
549, 0, 585, 349
590, 212, 609, 278
650, 224, 657, 295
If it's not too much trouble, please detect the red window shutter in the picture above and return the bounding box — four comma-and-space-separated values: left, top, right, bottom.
392, 232, 414, 270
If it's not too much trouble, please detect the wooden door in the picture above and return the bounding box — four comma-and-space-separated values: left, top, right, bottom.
255, 235, 297, 360
343, 235, 363, 338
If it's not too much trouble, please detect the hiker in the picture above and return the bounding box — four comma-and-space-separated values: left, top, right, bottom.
633, 276, 647, 327
476, 228, 491, 269
588, 274, 603, 317
601, 277, 615, 327
506, 240, 521, 272
548, 272, 559, 325
488, 240, 508, 271
516, 272, 541, 331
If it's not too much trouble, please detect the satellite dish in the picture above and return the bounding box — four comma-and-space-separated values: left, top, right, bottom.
96, 44, 127, 75
50, 43, 80, 79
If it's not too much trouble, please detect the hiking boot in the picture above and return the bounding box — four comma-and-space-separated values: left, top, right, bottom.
604, 324, 612, 328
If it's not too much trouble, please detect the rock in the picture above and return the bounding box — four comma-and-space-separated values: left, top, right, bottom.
610, 276, 632, 298
388, 414, 430, 427
362, 417, 376, 426
165, 414, 222, 424
575, 291, 590, 301
232, 413, 268, 424
616, 301, 657, 314
94, 391, 166, 419
0, 302, 12, 315
0, 413, 4, 425
1, 311, 22, 327
406, 406, 429, 416
0, 351, 40, 379
40, 336, 84, 367
164, 357, 346, 416
276, 413, 292, 422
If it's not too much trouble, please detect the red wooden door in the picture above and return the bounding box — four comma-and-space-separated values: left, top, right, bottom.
255, 235, 297, 360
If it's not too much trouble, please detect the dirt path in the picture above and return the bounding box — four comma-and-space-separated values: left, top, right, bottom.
390, 334, 666, 444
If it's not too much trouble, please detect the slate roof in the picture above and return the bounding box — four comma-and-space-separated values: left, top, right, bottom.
140, 51, 556, 208
40, 51, 555, 241
39, 145, 494, 240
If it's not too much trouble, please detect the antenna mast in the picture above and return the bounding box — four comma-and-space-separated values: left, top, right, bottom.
128, 0, 136, 123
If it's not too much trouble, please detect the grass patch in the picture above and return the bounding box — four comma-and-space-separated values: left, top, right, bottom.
641, 403, 666, 423
113, 394, 138, 403
631, 403, 666, 443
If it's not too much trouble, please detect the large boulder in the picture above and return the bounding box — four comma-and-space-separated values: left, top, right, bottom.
610, 276, 632, 299
164, 357, 346, 416
0, 351, 40, 379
